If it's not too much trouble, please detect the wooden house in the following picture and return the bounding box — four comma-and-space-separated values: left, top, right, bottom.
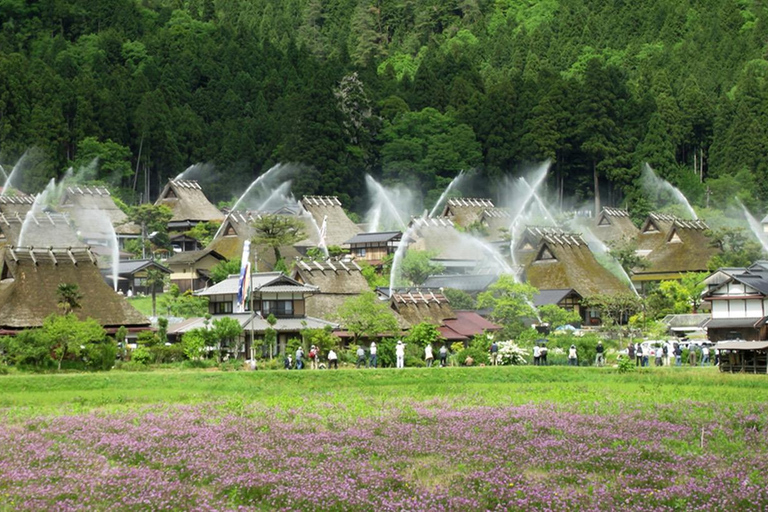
438, 310, 502, 343
0, 246, 150, 334
101, 259, 172, 295
292, 259, 369, 320
591, 207, 639, 245
155, 179, 224, 233
300, 196, 359, 248
631, 213, 719, 291
59, 186, 140, 246
715, 340, 768, 374
164, 248, 226, 292
702, 265, 768, 342
171, 271, 335, 357
344, 231, 401, 264
439, 197, 496, 228
515, 227, 633, 324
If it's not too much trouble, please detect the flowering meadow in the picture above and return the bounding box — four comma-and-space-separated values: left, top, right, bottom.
1, 368, 768, 511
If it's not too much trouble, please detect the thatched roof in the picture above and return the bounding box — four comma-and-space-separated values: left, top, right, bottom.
207, 210, 320, 270
155, 179, 224, 224
440, 197, 495, 228
292, 259, 369, 319
390, 290, 456, 328
592, 207, 639, 244
0, 212, 83, 248
0, 246, 149, 329
408, 217, 479, 260
516, 227, 631, 297
165, 248, 226, 267
0, 195, 34, 217
60, 186, 140, 236
300, 196, 359, 247
633, 213, 719, 280
480, 208, 511, 241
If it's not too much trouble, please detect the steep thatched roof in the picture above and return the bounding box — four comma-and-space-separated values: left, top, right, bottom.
0, 212, 82, 248
155, 179, 224, 224
390, 290, 455, 328
0, 246, 149, 329
480, 208, 511, 241
0, 195, 34, 218
60, 186, 140, 236
592, 207, 639, 244
207, 210, 320, 270
440, 197, 495, 228
300, 196, 359, 247
516, 227, 631, 297
292, 259, 369, 319
633, 213, 718, 280
408, 217, 479, 260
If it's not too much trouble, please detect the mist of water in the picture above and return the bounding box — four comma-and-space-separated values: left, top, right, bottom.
429, 171, 466, 218
256, 181, 294, 212
641, 163, 697, 220
230, 164, 295, 212
18, 178, 56, 246
389, 217, 422, 290
175, 162, 215, 181
575, 222, 639, 296
736, 198, 768, 254
365, 175, 417, 232
0, 151, 29, 196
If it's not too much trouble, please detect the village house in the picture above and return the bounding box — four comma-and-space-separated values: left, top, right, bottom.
300, 196, 359, 248
479, 208, 512, 241
291, 258, 370, 320
59, 185, 140, 248
631, 213, 719, 292
408, 217, 489, 273
0, 246, 150, 336
164, 247, 226, 292
168, 271, 335, 357
344, 231, 401, 265
591, 207, 639, 245
515, 227, 633, 325
702, 263, 768, 342
439, 197, 496, 229
154, 179, 224, 235
101, 259, 172, 296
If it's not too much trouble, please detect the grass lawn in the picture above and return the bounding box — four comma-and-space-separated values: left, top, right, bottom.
125, 294, 158, 317
1, 366, 768, 510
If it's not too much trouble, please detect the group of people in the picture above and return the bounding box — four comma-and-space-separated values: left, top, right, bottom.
283, 340, 451, 370
628, 341, 714, 367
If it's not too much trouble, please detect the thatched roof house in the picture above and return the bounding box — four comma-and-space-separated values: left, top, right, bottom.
632, 213, 719, 287
292, 259, 369, 320
300, 196, 359, 247
0, 195, 35, 218
208, 210, 320, 270
59, 185, 140, 238
390, 290, 456, 328
480, 208, 512, 241
164, 247, 226, 292
440, 197, 495, 228
408, 217, 479, 260
155, 179, 224, 231
0, 212, 82, 248
0, 246, 149, 332
592, 207, 639, 244
515, 227, 631, 299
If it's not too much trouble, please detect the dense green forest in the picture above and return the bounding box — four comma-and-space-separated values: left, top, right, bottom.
2, 0, 768, 215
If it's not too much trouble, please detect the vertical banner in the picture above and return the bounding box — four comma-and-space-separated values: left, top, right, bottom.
236, 240, 251, 313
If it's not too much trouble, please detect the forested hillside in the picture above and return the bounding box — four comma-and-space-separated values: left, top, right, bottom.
1, 0, 768, 214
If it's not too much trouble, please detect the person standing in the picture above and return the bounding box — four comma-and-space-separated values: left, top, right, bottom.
425, 343, 434, 367
369, 341, 378, 368
490, 341, 499, 366
595, 341, 605, 367
701, 345, 710, 366
568, 345, 578, 366
655, 345, 663, 367
663, 342, 671, 367
295, 346, 304, 370
356, 345, 366, 368
540, 345, 548, 366
328, 349, 338, 369
628, 343, 635, 363
532, 344, 541, 366
635, 343, 643, 367
395, 340, 406, 369
674, 343, 682, 366
439, 344, 448, 367
688, 345, 697, 366
284, 354, 293, 370
308, 345, 318, 370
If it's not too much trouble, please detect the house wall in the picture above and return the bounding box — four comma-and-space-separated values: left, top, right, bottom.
207, 292, 306, 317
709, 282, 765, 319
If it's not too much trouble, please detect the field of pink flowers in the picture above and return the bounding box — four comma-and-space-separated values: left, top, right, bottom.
1, 397, 767, 511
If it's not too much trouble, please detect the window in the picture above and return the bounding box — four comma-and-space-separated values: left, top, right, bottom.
357, 248, 366, 257
262, 300, 294, 317
212, 301, 233, 314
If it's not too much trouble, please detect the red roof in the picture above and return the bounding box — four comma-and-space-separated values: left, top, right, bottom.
439, 311, 500, 340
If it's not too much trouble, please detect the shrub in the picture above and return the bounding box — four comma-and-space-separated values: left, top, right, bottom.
617, 355, 635, 373
496, 340, 528, 365
130, 346, 152, 365
150, 344, 184, 364
82, 338, 118, 371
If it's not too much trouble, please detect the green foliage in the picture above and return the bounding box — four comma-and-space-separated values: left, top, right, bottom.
211, 259, 241, 284
537, 305, 581, 329
301, 326, 339, 356
182, 329, 208, 361
404, 322, 442, 348
158, 289, 209, 318
130, 346, 152, 365
186, 222, 220, 248
359, 260, 388, 290
212, 317, 244, 358
477, 275, 538, 339
335, 291, 400, 343
57, 284, 83, 314
707, 227, 765, 270
617, 355, 635, 373
71, 137, 132, 180
251, 215, 307, 263
609, 238, 650, 275
399, 250, 443, 286
442, 288, 476, 310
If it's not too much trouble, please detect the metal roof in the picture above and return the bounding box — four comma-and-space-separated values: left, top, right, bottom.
533, 289, 580, 307
703, 317, 768, 329
422, 274, 498, 292
196, 272, 316, 296
715, 340, 768, 350
344, 231, 402, 244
